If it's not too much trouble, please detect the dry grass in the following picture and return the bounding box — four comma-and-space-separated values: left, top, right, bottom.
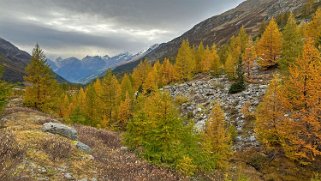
41, 137, 72, 161
75, 125, 183, 181
0, 129, 25, 180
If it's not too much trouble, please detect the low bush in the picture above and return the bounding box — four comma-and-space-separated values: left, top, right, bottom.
0, 130, 24, 180
229, 81, 245, 94
41, 137, 72, 161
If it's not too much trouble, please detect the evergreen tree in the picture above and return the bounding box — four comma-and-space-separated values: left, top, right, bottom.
257, 18, 283, 68
175, 40, 195, 80
24, 44, 61, 113
280, 13, 303, 73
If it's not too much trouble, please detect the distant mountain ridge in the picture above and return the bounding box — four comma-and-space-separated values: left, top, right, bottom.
0, 37, 66, 83
113, 0, 309, 74
49, 44, 159, 84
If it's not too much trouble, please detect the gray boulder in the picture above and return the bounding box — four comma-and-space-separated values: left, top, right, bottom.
42, 122, 77, 140
76, 141, 92, 153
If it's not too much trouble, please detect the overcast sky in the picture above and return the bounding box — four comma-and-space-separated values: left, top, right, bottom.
0, 0, 244, 59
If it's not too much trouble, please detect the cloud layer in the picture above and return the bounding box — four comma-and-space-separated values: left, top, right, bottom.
0, 0, 244, 58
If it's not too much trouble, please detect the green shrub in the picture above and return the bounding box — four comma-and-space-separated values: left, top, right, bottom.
229, 81, 245, 94
0, 81, 12, 113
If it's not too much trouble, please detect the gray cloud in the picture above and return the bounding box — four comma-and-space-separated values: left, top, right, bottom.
0, 0, 244, 59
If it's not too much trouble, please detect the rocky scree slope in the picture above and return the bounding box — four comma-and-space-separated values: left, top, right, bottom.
162, 64, 274, 151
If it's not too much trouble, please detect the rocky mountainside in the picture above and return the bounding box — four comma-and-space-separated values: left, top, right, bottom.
0, 37, 66, 83
0, 38, 31, 82
113, 0, 307, 74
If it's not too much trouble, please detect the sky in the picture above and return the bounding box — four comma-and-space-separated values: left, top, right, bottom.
0, 0, 244, 59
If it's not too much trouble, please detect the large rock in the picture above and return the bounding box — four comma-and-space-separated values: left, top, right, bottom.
76, 141, 92, 153
42, 122, 78, 140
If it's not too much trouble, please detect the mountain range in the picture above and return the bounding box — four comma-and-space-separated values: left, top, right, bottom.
48, 44, 159, 84
113, 0, 311, 74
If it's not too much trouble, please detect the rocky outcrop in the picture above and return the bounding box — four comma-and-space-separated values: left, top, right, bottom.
42, 122, 78, 140
162, 74, 268, 150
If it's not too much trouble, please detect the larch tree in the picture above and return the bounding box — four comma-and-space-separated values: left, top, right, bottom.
280, 13, 303, 73
196, 42, 205, 73
132, 60, 152, 91
255, 75, 285, 149
175, 40, 195, 80
59, 94, 72, 121
143, 68, 158, 94
202, 102, 232, 170
281, 39, 321, 163
225, 52, 236, 79
100, 70, 121, 127
305, 8, 321, 49
257, 18, 283, 68
24, 44, 61, 113
238, 26, 249, 54
161, 58, 177, 85
117, 93, 132, 130
210, 44, 221, 75
120, 73, 133, 101
242, 38, 257, 79
201, 46, 212, 72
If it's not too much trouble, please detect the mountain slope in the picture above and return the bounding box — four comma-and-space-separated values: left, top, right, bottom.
0, 37, 67, 83
0, 38, 30, 82
113, 0, 307, 74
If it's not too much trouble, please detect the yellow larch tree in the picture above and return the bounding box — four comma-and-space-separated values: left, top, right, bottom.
225, 52, 236, 79
257, 18, 283, 68
305, 8, 321, 49
120, 73, 133, 101
201, 46, 212, 72
161, 58, 177, 85
202, 102, 232, 170
196, 42, 206, 73
255, 75, 285, 149
24, 44, 62, 113
210, 44, 221, 75
242, 38, 257, 79
175, 40, 195, 80
143, 68, 158, 94
117, 93, 132, 130
132, 60, 152, 91
280, 39, 321, 163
